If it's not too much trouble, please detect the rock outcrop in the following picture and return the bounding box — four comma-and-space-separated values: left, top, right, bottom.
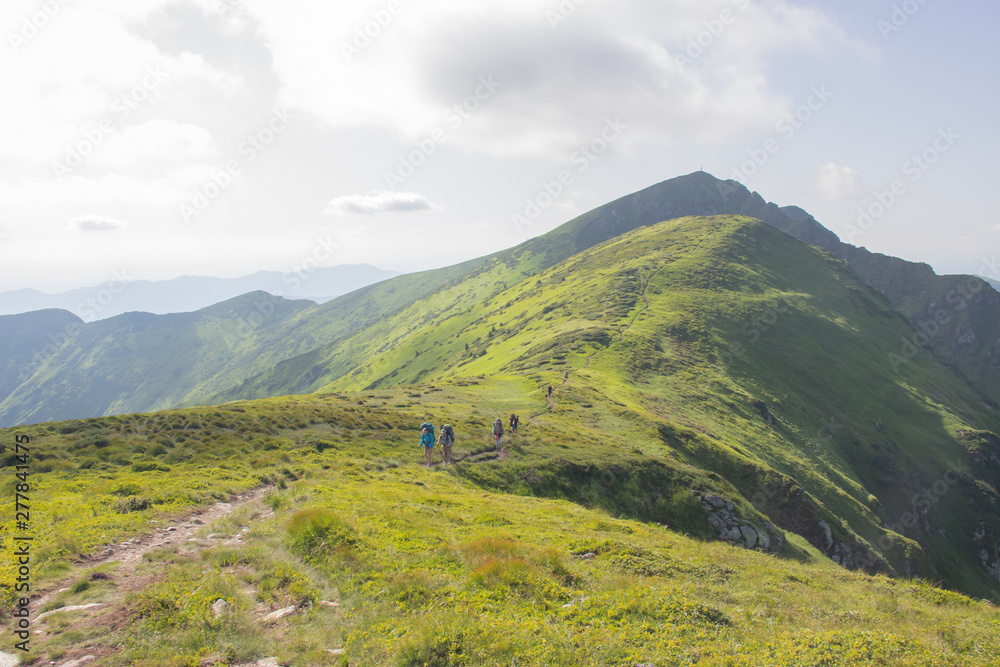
699, 493, 784, 551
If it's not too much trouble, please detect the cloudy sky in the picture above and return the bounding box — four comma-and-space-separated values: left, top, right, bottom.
0, 0, 997, 293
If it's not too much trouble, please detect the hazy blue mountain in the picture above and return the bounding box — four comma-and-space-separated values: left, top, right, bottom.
0, 264, 398, 320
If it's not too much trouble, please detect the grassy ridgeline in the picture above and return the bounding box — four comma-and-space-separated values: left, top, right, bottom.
270, 215, 1000, 599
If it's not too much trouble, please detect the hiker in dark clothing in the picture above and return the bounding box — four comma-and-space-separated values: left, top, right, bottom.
547, 384, 553, 397
439, 424, 455, 464
510, 413, 519, 435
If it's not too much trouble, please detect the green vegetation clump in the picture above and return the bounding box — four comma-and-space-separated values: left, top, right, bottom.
287, 509, 357, 563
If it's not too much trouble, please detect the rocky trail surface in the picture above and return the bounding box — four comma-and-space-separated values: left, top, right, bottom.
3, 486, 314, 667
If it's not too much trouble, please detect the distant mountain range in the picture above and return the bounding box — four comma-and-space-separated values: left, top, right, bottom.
0, 264, 398, 320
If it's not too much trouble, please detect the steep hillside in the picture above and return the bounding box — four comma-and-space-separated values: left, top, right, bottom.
0, 308, 82, 406
764, 202, 1000, 404
216, 215, 1000, 600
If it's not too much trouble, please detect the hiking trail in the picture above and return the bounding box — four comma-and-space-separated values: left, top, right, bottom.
22, 486, 274, 667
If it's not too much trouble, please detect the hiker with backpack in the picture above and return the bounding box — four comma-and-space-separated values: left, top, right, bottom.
419, 422, 435, 466
509, 413, 519, 435
492, 418, 504, 452
439, 424, 455, 464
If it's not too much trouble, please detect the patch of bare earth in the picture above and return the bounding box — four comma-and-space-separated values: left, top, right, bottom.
27, 485, 273, 666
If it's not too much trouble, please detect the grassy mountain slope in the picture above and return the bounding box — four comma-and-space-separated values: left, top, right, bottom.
0, 309, 82, 407
214, 215, 1000, 600
2, 388, 999, 665
768, 203, 1000, 404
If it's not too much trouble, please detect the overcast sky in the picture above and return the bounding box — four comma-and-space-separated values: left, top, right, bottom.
0, 0, 996, 293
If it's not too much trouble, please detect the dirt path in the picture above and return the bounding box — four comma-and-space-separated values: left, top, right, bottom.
32, 485, 272, 613
16, 486, 275, 667
616, 226, 722, 343
460, 447, 508, 463
638, 269, 650, 308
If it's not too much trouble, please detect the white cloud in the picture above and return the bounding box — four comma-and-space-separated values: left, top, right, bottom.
67, 214, 130, 232
816, 162, 862, 200
244, 0, 861, 157
324, 191, 437, 216
0, 4, 243, 165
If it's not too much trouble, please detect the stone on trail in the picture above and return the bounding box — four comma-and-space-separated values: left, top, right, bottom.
57, 657, 96, 667
35, 603, 105, 622
260, 605, 297, 622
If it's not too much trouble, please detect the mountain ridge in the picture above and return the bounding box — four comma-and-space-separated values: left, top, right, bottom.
0, 263, 399, 320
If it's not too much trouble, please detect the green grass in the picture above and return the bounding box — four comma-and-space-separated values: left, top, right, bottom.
2, 393, 998, 665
